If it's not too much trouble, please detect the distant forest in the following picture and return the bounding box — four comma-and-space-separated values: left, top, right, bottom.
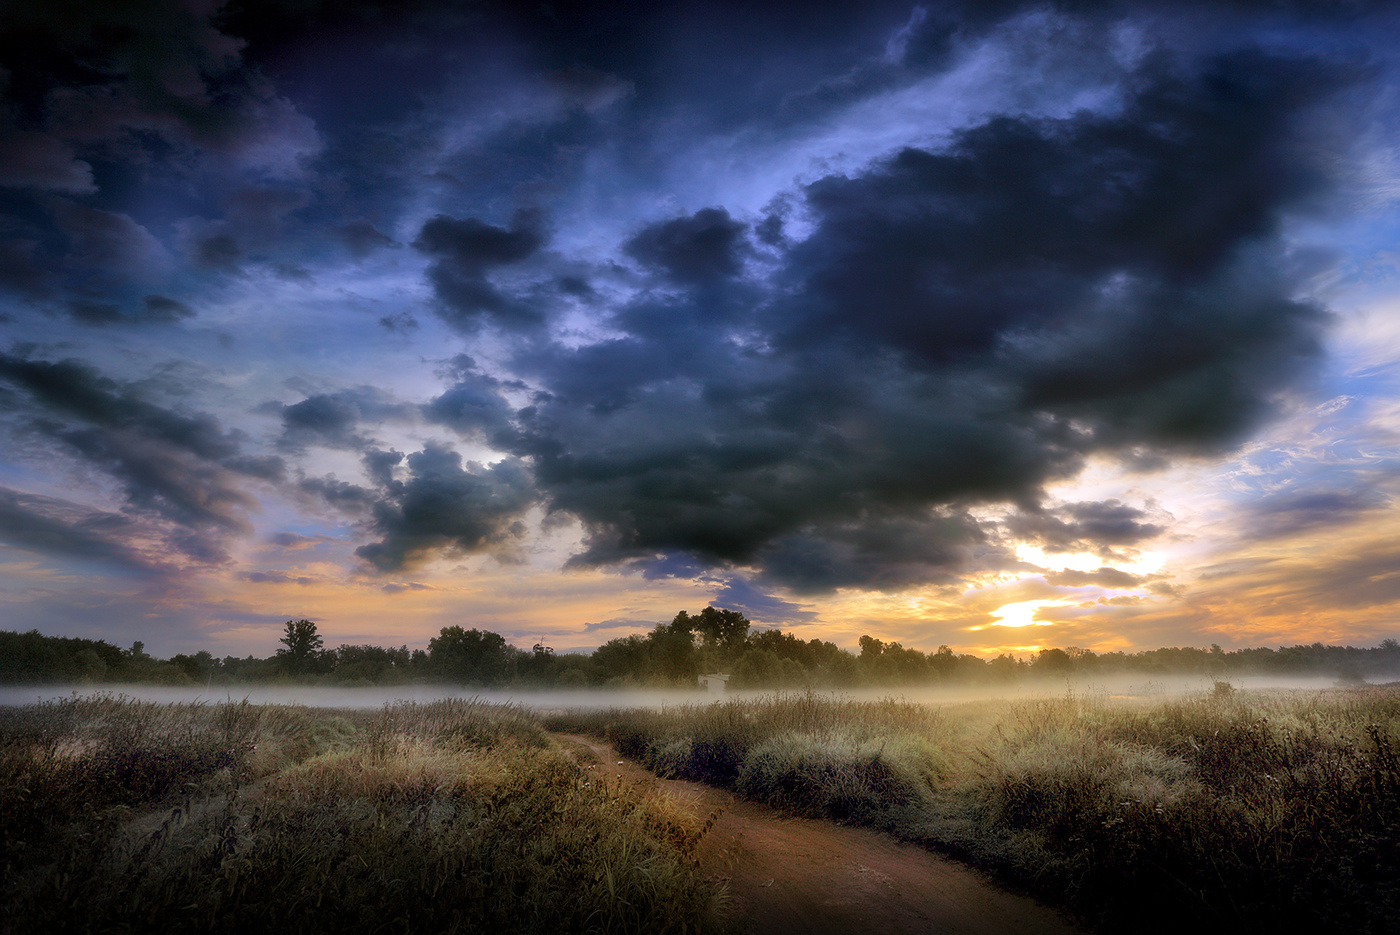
2, 609, 1398, 689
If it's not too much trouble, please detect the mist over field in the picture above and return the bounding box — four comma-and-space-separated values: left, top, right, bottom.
3, 674, 1383, 712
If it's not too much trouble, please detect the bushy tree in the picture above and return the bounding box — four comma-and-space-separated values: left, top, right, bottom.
646, 618, 702, 685
276, 619, 326, 675
689, 607, 750, 662
593, 635, 649, 686
428, 626, 514, 686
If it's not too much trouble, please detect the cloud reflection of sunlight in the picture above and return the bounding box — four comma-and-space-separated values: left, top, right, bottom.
977, 598, 1073, 629
1014, 543, 1164, 576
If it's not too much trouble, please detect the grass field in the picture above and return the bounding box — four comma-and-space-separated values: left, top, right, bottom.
546, 684, 1400, 934
8, 686, 1396, 934
0, 694, 723, 934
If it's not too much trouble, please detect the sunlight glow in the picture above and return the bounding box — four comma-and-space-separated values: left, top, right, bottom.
1014, 543, 1165, 576
976, 598, 1073, 629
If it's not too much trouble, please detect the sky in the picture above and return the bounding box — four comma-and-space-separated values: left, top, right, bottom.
1, 0, 1399, 659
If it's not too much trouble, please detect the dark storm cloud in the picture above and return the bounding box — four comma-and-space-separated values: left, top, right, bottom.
185, 225, 245, 272
413, 212, 548, 331
624, 208, 750, 284
490, 45, 1356, 591
0, 0, 320, 322
49, 199, 167, 280
0, 0, 316, 159
779, 49, 1340, 377
272, 387, 414, 452
140, 295, 195, 323
0, 120, 96, 194
0, 0, 1383, 603
337, 219, 396, 256
354, 443, 538, 572
67, 294, 195, 327
0, 353, 274, 562
751, 510, 1001, 594
422, 365, 521, 449
299, 475, 379, 514
0, 487, 153, 572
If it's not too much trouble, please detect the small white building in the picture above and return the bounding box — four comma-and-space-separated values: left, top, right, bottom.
698, 673, 730, 694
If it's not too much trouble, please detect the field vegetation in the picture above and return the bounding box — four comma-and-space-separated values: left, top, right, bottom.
547, 685, 1400, 934
1, 694, 722, 934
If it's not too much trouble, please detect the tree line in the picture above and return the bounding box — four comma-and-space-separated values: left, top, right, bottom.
2, 611, 1398, 688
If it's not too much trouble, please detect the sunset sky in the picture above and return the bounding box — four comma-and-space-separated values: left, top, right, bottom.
2, 0, 1399, 659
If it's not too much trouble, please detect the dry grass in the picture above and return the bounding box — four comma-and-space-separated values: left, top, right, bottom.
1, 694, 723, 934
547, 685, 1400, 934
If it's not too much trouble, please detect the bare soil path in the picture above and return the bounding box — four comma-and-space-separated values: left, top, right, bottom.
553, 732, 1086, 935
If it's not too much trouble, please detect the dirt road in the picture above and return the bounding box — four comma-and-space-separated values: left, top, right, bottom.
554, 733, 1086, 935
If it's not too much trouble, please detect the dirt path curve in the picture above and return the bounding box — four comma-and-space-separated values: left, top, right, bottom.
552, 733, 1086, 935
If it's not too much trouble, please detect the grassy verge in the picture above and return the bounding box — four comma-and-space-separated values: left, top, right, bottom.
545, 686, 1400, 934
2, 694, 723, 934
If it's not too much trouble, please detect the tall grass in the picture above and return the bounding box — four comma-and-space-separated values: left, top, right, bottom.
547, 686, 1400, 933
2, 695, 722, 934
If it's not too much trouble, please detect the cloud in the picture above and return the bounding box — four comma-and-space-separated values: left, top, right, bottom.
380, 581, 434, 594
447, 44, 1360, 594
0, 486, 154, 572
354, 443, 539, 572
1044, 567, 1152, 589
582, 616, 656, 634
3, 0, 316, 168
0, 125, 96, 194
706, 573, 816, 624
1240, 488, 1392, 540
1007, 500, 1166, 554
413, 211, 548, 331
49, 199, 170, 280
272, 386, 414, 452
0, 354, 270, 562
67, 294, 195, 327
624, 208, 751, 284
240, 570, 314, 586
422, 363, 520, 448
269, 532, 329, 549
337, 219, 397, 256
0, 0, 1390, 642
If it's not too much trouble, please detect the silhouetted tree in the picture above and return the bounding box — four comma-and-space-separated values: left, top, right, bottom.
276, 619, 325, 675
428, 626, 514, 686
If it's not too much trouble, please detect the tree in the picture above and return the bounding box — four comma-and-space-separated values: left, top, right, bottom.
428, 626, 514, 686
276, 619, 324, 675
647, 618, 702, 685
692, 607, 750, 661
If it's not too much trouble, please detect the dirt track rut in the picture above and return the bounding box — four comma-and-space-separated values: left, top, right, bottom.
553, 733, 1086, 935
